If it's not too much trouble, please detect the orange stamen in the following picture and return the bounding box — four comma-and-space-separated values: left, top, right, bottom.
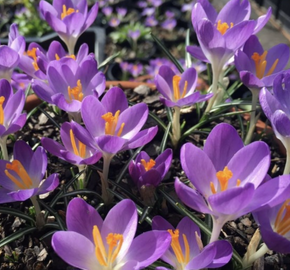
61, 5, 78, 20
68, 80, 83, 102
274, 199, 290, 236
69, 129, 86, 158
140, 159, 156, 171
101, 110, 125, 136
216, 166, 233, 192
24, 47, 39, 71
0, 96, 5, 125
172, 75, 188, 101
216, 20, 233, 35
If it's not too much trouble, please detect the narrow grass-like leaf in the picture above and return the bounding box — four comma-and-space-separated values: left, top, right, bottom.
0, 207, 35, 224
59, 189, 103, 201
151, 33, 184, 73
148, 111, 168, 131
159, 122, 172, 154
39, 230, 59, 241
26, 101, 46, 119
38, 106, 61, 129
0, 227, 37, 248
98, 52, 120, 70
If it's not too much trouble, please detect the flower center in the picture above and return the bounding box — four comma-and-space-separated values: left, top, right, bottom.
69, 129, 86, 158
93, 225, 124, 267
24, 47, 39, 71
274, 199, 290, 236
0, 96, 5, 125
172, 75, 187, 101
101, 110, 125, 136
168, 229, 190, 266
251, 51, 279, 79
210, 166, 241, 194
61, 5, 79, 20
140, 159, 156, 171
216, 20, 233, 35
68, 80, 83, 102
5, 160, 33, 189
55, 54, 76, 61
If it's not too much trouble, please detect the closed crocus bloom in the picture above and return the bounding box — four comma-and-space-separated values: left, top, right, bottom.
175, 123, 290, 243
155, 65, 212, 108
235, 35, 290, 90
32, 57, 105, 121
41, 121, 102, 166
259, 72, 290, 174
129, 149, 172, 188
0, 140, 59, 203
39, 0, 99, 54
52, 198, 171, 270
152, 216, 232, 270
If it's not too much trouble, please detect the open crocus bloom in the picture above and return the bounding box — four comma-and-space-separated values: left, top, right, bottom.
0, 141, 59, 203
52, 198, 171, 270
41, 121, 102, 165
254, 198, 290, 253
152, 216, 232, 270
31, 57, 105, 116
235, 35, 290, 90
74, 87, 158, 158
187, 0, 271, 73
39, 0, 99, 54
129, 149, 172, 189
175, 123, 290, 242
155, 65, 212, 107
0, 79, 26, 140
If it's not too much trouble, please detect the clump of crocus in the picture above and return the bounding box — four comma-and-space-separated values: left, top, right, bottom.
187, 0, 271, 113
32, 57, 105, 122
259, 72, 290, 174
39, 0, 99, 54
129, 149, 172, 205
235, 35, 290, 144
41, 121, 102, 188
175, 123, 290, 243
152, 216, 233, 270
0, 79, 26, 160
0, 140, 59, 219
155, 65, 212, 147
73, 87, 158, 203
52, 198, 171, 270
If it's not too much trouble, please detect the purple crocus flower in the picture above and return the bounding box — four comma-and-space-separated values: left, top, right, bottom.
52, 198, 171, 269
165, 11, 175, 19
41, 121, 102, 166
31, 57, 105, 120
116, 7, 127, 18
0, 47, 20, 81
11, 72, 31, 92
155, 65, 212, 107
137, 1, 148, 8
142, 7, 155, 17
235, 35, 290, 90
0, 140, 59, 203
147, 0, 163, 7
129, 149, 172, 189
128, 63, 143, 77
254, 199, 290, 253
120, 62, 130, 72
39, 0, 99, 54
108, 17, 121, 27
161, 19, 177, 31
181, 2, 194, 12
102, 6, 113, 17
128, 30, 141, 41
0, 79, 26, 141
175, 123, 290, 243
259, 72, 290, 174
145, 15, 158, 27
152, 216, 233, 270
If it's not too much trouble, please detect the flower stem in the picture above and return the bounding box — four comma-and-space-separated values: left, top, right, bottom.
30, 195, 45, 228
101, 155, 114, 204
209, 217, 225, 243
77, 164, 87, 188
244, 90, 259, 145
243, 243, 269, 269
30, 196, 41, 217
0, 136, 8, 160
205, 66, 219, 114
171, 106, 180, 148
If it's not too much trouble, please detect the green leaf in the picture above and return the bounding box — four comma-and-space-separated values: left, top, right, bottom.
159, 122, 172, 154
0, 207, 35, 224
148, 111, 168, 131
185, 29, 192, 69
98, 52, 120, 70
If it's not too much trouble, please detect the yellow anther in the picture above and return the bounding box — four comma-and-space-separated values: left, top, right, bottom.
69, 129, 86, 158
216, 20, 233, 35
102, 110, 125, 136
236, 179, 241, 187
216, 166, 233, 192
5, 160, 33, 189
140, 159, 156, 171
68, 80, 83, 102
61, 5, 78, 20
172, 75, 188, 101
55, 53, 76, 60
168, 229, 190, 265
210, 181, 217, 194
93, 226, 123, 267
24, 47, 39, 71
0, 96, 5, 125
274, 199, 290, 236
251, 51, 279, 79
